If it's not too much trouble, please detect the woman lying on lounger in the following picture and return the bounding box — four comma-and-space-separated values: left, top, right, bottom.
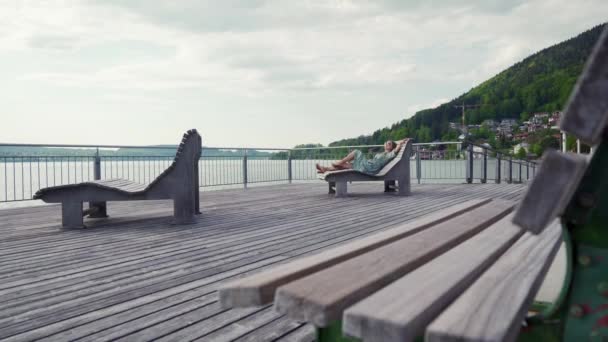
316, 139, 408, 175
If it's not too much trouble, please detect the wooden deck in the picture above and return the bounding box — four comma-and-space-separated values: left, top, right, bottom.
0, 182, 526, 342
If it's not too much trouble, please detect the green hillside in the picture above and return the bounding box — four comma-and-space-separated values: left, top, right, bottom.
329, 23, 606, 147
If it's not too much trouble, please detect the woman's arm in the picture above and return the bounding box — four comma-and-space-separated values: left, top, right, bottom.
393, 139, 408, 153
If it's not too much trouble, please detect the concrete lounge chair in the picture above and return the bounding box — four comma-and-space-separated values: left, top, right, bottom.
34, 129, 202, 228
319, 139, 413, 197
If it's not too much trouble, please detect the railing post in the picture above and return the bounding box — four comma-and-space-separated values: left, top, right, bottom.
518, 160, 522, 183
94, 148, 101, 180
243, 149, 248, 189
466, 144, 473, 184
416, 146, 421, 184
526, 161, 530, 180
495, 153, 501, 184
508, 157, 513, 184
532, 163, 536, 178
89, 147, 107, 217
287, 151, 292, 184
481, 148, 487, 184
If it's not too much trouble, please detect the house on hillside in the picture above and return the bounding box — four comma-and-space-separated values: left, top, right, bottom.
519, 122, 529, 132
531, 112, 549, 125
501, 119, 518, 126
497, 118, 517, 138
449, 122, 464, 131
514, 132, 529, 141
482, 119, 498, 131
528, 123, 543, 133
548, 111, 561, 128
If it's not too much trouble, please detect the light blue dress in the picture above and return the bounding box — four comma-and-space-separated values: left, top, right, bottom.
351, 150, 396, 175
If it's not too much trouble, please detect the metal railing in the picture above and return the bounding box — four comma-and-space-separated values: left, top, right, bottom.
464, 143, 536, 185
0, 141, 536, 202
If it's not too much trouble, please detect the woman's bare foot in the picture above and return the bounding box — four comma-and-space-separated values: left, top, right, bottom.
315, 163, 325, 173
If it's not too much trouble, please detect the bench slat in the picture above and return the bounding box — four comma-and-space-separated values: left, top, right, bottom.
93, 179, 136, 188
513, 150, 587, 233
219, 199, 490, 308
94, 179, 129, 185
426, 219, 562, 342
560, 25, 608, 145
113, 182, 148, 192
273, 199, 514, 327
89, 180, 146, 193
342, 213, 524, 342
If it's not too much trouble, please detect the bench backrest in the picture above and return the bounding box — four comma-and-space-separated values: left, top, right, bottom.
375, 139, 412, 177
146, 129, 202, 194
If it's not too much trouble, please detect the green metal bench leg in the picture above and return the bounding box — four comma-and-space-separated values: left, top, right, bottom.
317, 321, 359, 342
522, 141, 608, 341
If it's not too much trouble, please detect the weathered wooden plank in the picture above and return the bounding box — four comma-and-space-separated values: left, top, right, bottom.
0, 198, 448, 295
0, 183, 528, 341
426, 219, 562, 342
342, 213, 524, 342
20, 191, 495, 341
2, 257, 286, 342
0, 189, 449, 288
114, 304, 263, 342
0, 184, 516, 270
274, 324, 315, 342
0, 192, 369, 259
560, 25, 608, 145
1, 184, 484, 270
3, 200, 446, 292
274, 200, 514, 327
191, 307, 282, 342
219, 198, 489, 308
232, 317, 302, 342
1, 215, 414, 320
1, 196, 485, 338
55, 292, 218, 341
0, 189, 477, 322
0, 183, 392, 241
512, 150, 587, 233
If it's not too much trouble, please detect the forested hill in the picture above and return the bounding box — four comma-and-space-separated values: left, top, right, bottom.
329, 23, 606, 146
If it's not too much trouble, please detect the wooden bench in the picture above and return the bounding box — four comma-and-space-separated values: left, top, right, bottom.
34, 129, 202, 228
220, 26, 608, 342
219, 198, 563, 341
319, 139, 413, 197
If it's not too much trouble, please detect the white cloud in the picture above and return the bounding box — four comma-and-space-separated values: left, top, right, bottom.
407, 98, 450, 114
0, 0, 606, 146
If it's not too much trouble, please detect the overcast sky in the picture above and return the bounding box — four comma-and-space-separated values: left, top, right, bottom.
1, 1, 606, 148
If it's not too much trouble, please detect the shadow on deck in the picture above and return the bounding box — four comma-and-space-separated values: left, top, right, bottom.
0, 182, 527, 342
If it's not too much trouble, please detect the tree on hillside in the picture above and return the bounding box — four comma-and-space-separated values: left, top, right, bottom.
328, 24, 605, 147
516, 147, 527, 159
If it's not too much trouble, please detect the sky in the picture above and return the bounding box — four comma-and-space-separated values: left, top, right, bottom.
1, 1, 607, 149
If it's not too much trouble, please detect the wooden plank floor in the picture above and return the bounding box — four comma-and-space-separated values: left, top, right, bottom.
0, 182, 527, 342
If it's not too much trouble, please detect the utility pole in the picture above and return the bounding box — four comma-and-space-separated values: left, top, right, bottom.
454, 102, 481, 132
